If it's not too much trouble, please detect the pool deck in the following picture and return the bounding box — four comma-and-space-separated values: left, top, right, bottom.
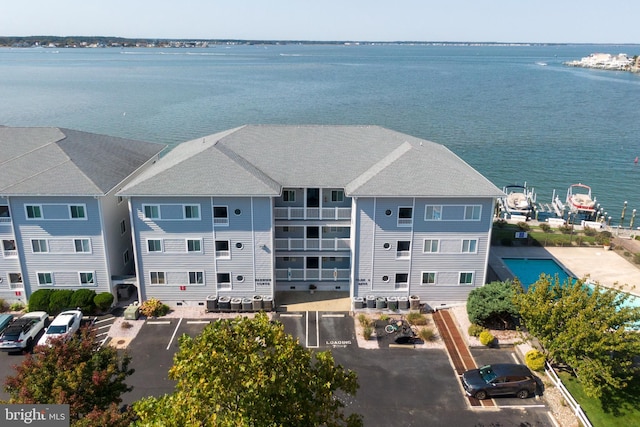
490, 245, 640, 296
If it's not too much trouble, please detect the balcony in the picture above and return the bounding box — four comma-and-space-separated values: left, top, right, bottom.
274, 238, 350, 251
274, 207, 351, 221
275, 268, 350, 281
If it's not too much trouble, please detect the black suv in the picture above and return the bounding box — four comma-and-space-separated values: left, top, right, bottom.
461, 363, 537, 400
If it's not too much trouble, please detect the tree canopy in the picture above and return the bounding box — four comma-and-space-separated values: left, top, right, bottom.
466, 280, 520, 328
133, 313, 362, 427
3, 327, 135, 427
514, 274, 640, 399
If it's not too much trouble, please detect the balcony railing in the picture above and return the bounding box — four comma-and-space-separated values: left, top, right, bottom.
274, 207, 351, 220
274, 238, 350, 251
275, 268, 350, 281
0, 217, 11, 224
2, 250, 17, 258
9, 282, 23, 290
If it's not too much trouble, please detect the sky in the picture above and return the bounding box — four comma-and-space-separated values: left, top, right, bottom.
2, 0, 639, 44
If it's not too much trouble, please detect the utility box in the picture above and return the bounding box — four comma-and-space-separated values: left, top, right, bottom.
124, 304, 140, 320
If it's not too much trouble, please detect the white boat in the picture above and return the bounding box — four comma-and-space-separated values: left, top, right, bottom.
500, 184, 536, 218
566, 183, 597, 214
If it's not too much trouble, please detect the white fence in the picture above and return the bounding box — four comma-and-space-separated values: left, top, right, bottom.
544, 362, 592, 427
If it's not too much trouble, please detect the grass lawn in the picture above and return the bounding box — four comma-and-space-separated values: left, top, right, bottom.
558, 371, 640, 426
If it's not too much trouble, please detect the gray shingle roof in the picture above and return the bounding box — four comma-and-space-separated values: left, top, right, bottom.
121, 125, 503, 198
0, 127, 165, 196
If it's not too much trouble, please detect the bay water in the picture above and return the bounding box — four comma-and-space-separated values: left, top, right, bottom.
1, 44, 639, 222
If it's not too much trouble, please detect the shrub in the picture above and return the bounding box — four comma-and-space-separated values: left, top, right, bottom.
479, 330, 495, 346
362, 325, 374, 340
9, 302, 25, 312
70, 289, 97, 314
516, 222, 530, 231
94, 292, 115, 312
583, 226, 598, 236
378, 313, 390, 322
494, 219, 507, 228
418, 327, 436, 342
539, 223, 551, 233
0, 299, 6, 312
595, 230, 612, 244
28, 289, 53, 312
525, 349, 546, 371
468, 324, 485, 337
357, 313, 371, 327
634, 253, 640, 265
48, 289, 74, 315
406, 311, 428, 325
139, 298, 170, 317
559, 224, 573, 234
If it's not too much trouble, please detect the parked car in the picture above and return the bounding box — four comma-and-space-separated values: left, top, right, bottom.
0, 311, 48, 353
37, 310, 82, 347
0, 314, 14, 335
461, 363, 537, 400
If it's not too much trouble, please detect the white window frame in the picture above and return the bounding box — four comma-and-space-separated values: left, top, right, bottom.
143, 204, 160, 220
423, 239, 439, 253
421, 271, 436, 285
79, 271, 95, 285
397, 206, 413, 227
25, 205, 43, 220
37, 272, 53, 286
68, 204, 87, 220
396, 241, 411, 258
215, 240, 231, 259
424, 205, 442, 221
150, 271, 166, 285
213, 206, 229, 226
188, 271, 204, 285
74, 238, 92, 253
330, 190, 344, 202
461, 239, 478, 253
459, 271, 474, 285
147, 239, 163, 253
217, 272, 231, 288
395, 273, 409, 289
31, 239, 49, 253
8, 272, 23, 288
464, 205, 482, 221
282, 190, 295, 202
186, 238, 202, 253
183, 204, 201, 220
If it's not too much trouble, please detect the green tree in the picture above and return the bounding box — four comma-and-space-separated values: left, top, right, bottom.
514, 274, 640, 399
133, 313, 362, 427
3, 327, 135, 427
466, 280, 520, 328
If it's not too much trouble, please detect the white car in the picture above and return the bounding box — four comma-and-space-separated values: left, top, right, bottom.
0, 311, 48, 352
37, 309, 82, 347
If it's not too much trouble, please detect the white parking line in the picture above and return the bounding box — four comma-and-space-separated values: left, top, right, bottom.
186, 320, 210, 324
166, 318, 183, 350
96, 324, 112, 330
306, 311, 320, 348
280, 313, 303, 318
147, 321, 171, 325
94, 318, 114, 324
321, 314, 345, 318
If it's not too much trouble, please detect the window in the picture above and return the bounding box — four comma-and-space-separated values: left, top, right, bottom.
38, 272, 53, 285
396, 241, 411, 258
464, 205, 481, 221
331, 190, 344, 202
3, 239, 16, 251
120, 219, 127, 235
69, 205, 86, 219
9, 273, 23, 287
215, 240, 230, 258
147, 239, 162, 252
282, 190, 295, 202
117, 195, 124, 204
395, 273, 409, 288
74, 239, 91, 253
0, 205, 10, 219
459, 272, 474, 285
188, 271, 204, 285
26, 205, 42, 219
423, 239, 439, 253
143, 205, 160, 219
187, 239, 202, 252
236, 275, 244, 282
79, 272, 95, 285
462, 239, 478, 253
31, 239, 48, 253
382, 275, 389, 282
398, 207, 413, 226
123, 249, 130, 265
150, 271, 166, 285
234, 208, 242, 215
421, 272, 436, 285
213, 206, 228, 225
425, 205, 442, 220
183, 204, 200, 220
217, 273, 231, 287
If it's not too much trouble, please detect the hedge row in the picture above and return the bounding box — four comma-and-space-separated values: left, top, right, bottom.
28, 289, 114, 315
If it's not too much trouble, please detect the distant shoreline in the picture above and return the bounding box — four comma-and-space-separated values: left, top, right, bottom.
2, 36, 640, 49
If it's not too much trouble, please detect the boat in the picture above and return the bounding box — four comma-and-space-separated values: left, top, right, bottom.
535, 62, 548, 66
566, 183, 597, 214
500, 184, 536, 218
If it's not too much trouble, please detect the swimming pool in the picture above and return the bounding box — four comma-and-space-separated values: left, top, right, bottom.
501, 258, 574, 291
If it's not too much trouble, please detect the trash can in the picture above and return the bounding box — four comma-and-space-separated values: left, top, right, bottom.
218, 296, 231, 310
387, 296, 398, 310
124, 304, 140, 320
230, 297, 242, 311
206, 295, 218, 312
353, 296, 364, 309
409, 295, 420, 310
252, 295, 263, 311
366, 295, 376, 308
375, 296, 387, 309
398, 296, 409, 310
241, 297, 252, 311
262, 295, 273, 311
